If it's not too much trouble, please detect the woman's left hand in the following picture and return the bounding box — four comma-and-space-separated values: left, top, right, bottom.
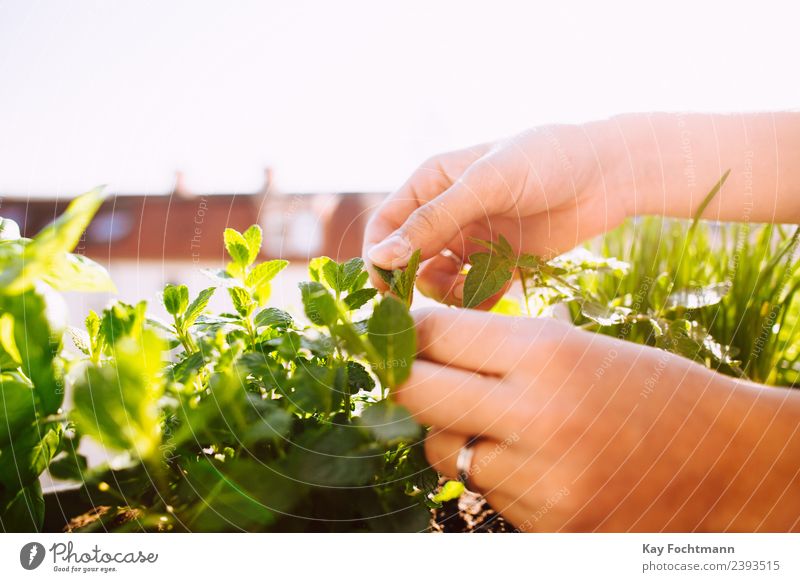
397, 307, 800, 532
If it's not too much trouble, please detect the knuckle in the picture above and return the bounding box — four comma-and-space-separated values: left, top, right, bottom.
411, 306, 447, 346
404, 203, 443, 237
518, 318, 576, 365
408, 155, 449, 190
419, 154, 444, 172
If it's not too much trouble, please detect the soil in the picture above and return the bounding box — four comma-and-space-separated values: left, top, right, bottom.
431, 489, 514, 533
64, 506, 145, 532
44, 484, 515, 533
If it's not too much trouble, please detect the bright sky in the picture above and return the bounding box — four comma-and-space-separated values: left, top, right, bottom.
1, 0, 798, 196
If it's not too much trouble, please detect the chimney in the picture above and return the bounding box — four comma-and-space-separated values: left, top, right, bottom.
172, 170, 193, 198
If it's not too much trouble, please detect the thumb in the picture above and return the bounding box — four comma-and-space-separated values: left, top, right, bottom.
367, 162, 500, 269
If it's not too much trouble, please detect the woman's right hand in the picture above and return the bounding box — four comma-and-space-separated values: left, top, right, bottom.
363, 122, 630, 305
364, 112, 800, 305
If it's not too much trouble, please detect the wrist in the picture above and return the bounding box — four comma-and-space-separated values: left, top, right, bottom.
582, 115, 642, 220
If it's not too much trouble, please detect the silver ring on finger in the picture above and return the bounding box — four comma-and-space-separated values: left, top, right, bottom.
456, 436, 482, 492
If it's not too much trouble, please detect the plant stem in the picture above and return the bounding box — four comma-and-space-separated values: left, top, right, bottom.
519, 268, 533, 316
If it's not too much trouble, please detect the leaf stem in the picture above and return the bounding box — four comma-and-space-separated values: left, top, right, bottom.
518, 268, 533, 316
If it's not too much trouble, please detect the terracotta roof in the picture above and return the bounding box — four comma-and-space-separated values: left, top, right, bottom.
0, 191, 386, 262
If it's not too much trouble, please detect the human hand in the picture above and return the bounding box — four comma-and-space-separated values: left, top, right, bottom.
397, 308, 800, 532
363, 123, 629, 304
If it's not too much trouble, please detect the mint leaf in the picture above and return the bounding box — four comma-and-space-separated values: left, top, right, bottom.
242, 224, 262, 264
344, 287, 378, 310
183, 287, 216, 327
299, 281, 338, 326
0, 372, 36, 446
71, 331, 165, 459
322, 259, 343, 292
374, 249, 421, 307
367, 296, 416, 388
163, 284, 189, 316
254, 307, 293, 329
462, 251, 514, 308
359, 400, 420, 443
341, 258, 366, 291
2, 187, 109, 294
308, 256, 333, 283
246, 260, 288, 290
224, 228, 251, 267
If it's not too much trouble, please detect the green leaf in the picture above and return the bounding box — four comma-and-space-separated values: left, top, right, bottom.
548, 247, 629, 276
666, 282, 732, 310
431, 480, 465, 504
287, 425, 380, 487
0, 291, 63, 414
341, 258, 366, 291
276, 331, 303, 360
170, 350, 206, 383
346, 361, 375, 395
351, 270, 369, 292
242, 397, 293, 444
359, 400, 420, 443
183, 287, 216, 327
373, 265, 394, 287
367, 296, 416, 388
180, 458, 304, 532
2, 187, 107, 294
98, 300, 148, 349
65, 326, 90, 356
253, 307, 293, 329
224, 228, 251, 267
86, 310, 100, 341
308, 256, 333, 283
163, 284, 189, 316
0, 372, 36, 446
283, 362, 334, 414
228, 286, 254, 317
40, 253, 117, 294
463, 251, 515, 308
318, 257, 367, 294
344, 287, 378, 310
580, 300, 632, 326
48, 450, 88, 482
322, 259, 343, 292
0, 313, 22, 367
0, 425, 61, 494
0, 481, 44, 532
245, 260, 288, 289
242, 224, 263, 264
299, 281, 338, 327
373, 250, 421, 307
470, 234, 515, 259
71, 330, 165, 459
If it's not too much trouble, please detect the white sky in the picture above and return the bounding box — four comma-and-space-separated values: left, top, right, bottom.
0, 0, 798, 196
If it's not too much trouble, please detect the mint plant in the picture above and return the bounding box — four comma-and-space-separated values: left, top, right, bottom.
0, 189, 443, 533
0, 189, 116, 531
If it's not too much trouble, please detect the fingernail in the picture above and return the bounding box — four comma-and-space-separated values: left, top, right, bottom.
368, 234, 412, 268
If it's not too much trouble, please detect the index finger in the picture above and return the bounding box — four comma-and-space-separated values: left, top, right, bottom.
363, 145, 490, 286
